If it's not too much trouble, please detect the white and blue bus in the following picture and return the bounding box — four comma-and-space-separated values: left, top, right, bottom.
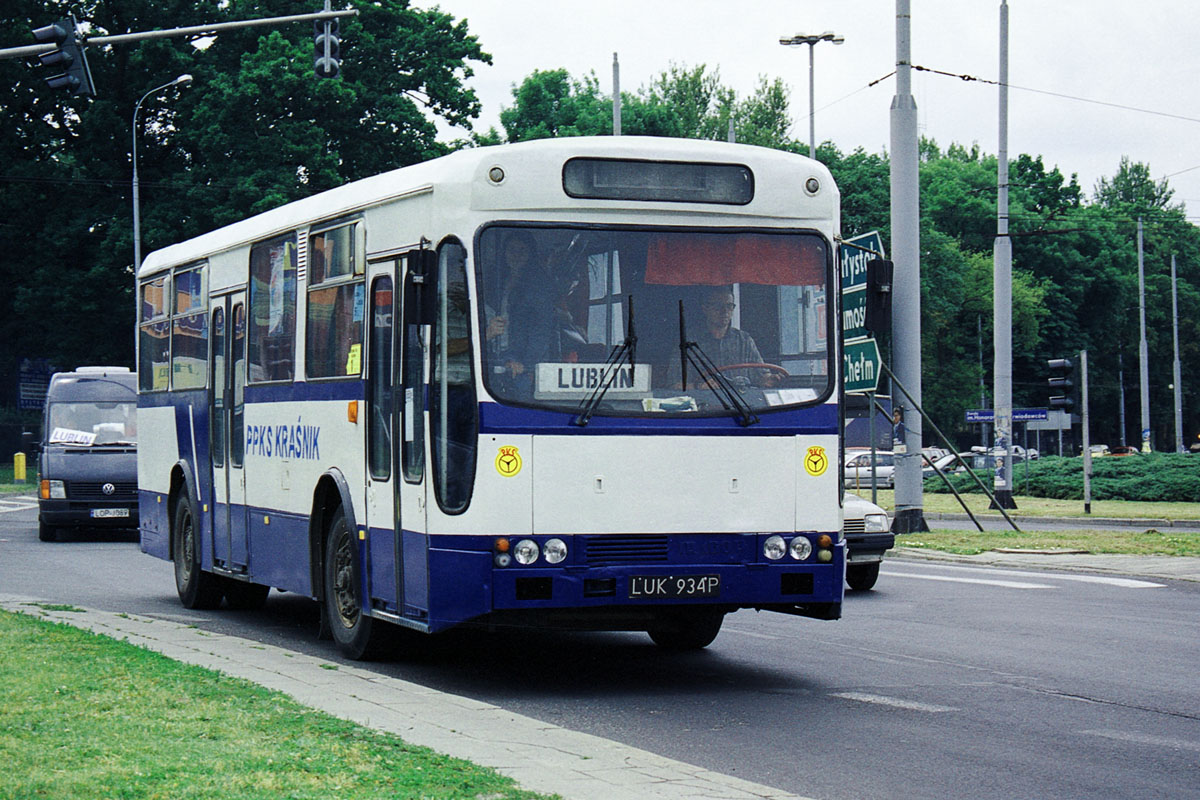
137, 136, 845, 658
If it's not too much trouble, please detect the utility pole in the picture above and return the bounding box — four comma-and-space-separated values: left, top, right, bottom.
1118, 353, 1127, 448
1138, 217, 1151, 451
1173, 254, 1184, 452
992, 0, 1016, 509
1081, 350, 1092, 514
612, 53, 621, 136
889, 0, 927, 533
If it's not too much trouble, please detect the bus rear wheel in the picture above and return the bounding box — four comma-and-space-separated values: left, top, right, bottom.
648, 609, 725, 650
173, 492, 223, 609
323, 507, 384, 660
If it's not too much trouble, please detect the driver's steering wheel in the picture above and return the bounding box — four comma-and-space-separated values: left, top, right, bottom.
715, 362, 789, 376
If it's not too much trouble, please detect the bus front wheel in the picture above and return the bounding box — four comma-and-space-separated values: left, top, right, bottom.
648, 610, 725, 650
323, 507, 384, 660
173, 493, 223, 609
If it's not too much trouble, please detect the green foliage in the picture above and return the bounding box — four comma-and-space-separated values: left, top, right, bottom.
1, 0, 489, 386
927, 454, 1200, 503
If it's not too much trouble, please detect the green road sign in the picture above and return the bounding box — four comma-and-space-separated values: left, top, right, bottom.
839, 231, 884, 292
843, 337, 881, 394
840, 231, 884, 342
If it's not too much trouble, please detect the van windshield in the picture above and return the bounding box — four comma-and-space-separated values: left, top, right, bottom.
47, 402, 138, 446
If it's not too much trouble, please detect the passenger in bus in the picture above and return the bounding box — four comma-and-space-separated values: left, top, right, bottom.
485, 232, 550, 389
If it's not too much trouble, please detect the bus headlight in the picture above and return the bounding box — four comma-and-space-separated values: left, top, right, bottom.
543, 538, 567, 564
513, 539, 540, 565
763, 535, 787, 561
789, 536, 813, 561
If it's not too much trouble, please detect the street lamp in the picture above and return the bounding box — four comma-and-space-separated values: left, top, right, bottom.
132, 73, 192, 270
779, 31, 844, 159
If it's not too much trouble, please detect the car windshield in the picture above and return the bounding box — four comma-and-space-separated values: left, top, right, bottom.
475, 225, 832, 418
47, 402, 138, 446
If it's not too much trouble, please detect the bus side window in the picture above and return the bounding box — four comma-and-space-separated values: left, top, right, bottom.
429, 240, 477, 513
367, 274, 393, 480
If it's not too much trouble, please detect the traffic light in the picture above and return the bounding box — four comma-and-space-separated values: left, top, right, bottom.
864, 258, 894, 335
313, 19, 340, 79
31, 16, 94, 97
1047, 358, 1074, 410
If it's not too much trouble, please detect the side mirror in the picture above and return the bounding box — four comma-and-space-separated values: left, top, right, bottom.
864, 259, 893, 335
21, 430, 39, 454
405, 248, 439, 326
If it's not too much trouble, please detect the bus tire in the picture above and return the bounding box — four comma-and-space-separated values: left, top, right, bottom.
846, 563, 880, 591
222, 579, 270, 611
648, 609, 724, 650
173, 492, 223, 609
38, 520, 57, 542
323, 507, 384, 660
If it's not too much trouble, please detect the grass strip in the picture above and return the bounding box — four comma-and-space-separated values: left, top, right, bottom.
896, 527, 1200, 557
0, 609, 557, 800
858, 490, 1200, 521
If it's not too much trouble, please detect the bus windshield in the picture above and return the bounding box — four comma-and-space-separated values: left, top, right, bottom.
476, 225, 831, 417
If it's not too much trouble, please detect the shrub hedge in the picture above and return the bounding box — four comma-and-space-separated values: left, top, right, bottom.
924, 453, 1200, 503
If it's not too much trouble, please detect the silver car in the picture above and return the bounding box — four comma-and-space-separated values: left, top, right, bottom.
844, 449, 895, 489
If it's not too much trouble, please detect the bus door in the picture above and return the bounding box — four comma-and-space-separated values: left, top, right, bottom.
365, 265, 400, 612
210, 293, 249, 573
397, 252, 430, 617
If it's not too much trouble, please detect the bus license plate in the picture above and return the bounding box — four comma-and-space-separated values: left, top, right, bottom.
91, 508, 129, 519
629, 575, 720, 599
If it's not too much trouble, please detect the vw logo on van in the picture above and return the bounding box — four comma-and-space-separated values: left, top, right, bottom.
102, 483, 116, 495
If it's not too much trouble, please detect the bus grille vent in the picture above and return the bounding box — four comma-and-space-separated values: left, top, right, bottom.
584, 535, 670, 566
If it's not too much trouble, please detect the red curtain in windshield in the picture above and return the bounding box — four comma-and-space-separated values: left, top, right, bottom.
644, 233, 825, 286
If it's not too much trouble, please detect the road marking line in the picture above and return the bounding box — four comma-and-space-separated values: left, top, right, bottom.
832, 692, 957, 713
722, 626, 781, 640
881, 571, 1056, 589
1081, 729, 1200, 753
910, 564, 1164, 589
0, 497, 38, 513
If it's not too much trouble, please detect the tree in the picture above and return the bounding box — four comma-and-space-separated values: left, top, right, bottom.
0, 0, 489, 400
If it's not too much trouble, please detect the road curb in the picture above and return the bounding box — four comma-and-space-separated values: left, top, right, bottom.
0, 594, 814, 800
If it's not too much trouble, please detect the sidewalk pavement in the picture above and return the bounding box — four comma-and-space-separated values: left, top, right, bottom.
0, 592, 812, 800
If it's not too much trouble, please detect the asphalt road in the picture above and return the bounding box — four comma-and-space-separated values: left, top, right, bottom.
3, 496, 1199, 800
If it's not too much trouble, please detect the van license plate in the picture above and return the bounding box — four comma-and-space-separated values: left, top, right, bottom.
91, 508, 129, 519
629, 575, 719, 599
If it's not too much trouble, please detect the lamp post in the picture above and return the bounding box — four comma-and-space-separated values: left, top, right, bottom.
132, 73, 192, 270
779, 31, 843, 159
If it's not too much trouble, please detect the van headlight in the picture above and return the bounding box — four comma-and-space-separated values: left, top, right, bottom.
41, 479, 65, 499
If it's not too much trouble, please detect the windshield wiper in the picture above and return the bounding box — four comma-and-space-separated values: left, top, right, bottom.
574, 295, 638, 427
678, 300, 758, 426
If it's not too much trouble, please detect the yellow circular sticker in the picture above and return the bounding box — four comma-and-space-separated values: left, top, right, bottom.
495, 445, 523, 478
804, 445, 828, 477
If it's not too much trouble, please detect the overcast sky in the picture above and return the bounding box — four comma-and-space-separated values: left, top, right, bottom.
424, 0, 1200, 221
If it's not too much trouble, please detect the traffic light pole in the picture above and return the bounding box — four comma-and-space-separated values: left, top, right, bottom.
2, 9, 357, 61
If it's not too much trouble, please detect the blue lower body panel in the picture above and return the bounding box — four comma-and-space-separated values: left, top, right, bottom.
420, 532, 843, 633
